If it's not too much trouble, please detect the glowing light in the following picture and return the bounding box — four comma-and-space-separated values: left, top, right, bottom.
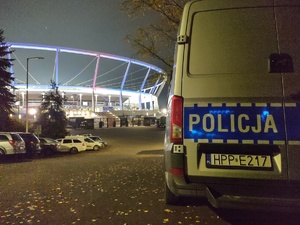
29, 108, 37, 115
262, 110, 270, 116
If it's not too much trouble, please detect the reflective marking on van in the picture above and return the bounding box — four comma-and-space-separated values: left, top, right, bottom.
198, 102, 209, 107
227, 139, 239, 144
273, 140, 285, 145
212, 103, 223, 107
240, 103, 252, 107
212, 139, 224, 143
226, 103, 237, 107
270, 103, 282, 107
186, 103, 293, 108
256, 103, 267, 107
184, 102, 300, 144
202, 140, 288, 145
285, 103, 297, 107
257, 140, 270, 144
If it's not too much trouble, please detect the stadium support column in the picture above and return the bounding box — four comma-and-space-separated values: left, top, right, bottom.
120, 61, 131, 111
92, 55, 100, 112
139, 68, 151, 110
55, 49, 59, 86
79, 94, 82, 107
92, 90, 94, 112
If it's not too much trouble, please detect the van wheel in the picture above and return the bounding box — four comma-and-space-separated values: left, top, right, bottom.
0, 149, 5, 155
165, 183, 180, 205
93, 145, 100, 151
70, 147, 78, 154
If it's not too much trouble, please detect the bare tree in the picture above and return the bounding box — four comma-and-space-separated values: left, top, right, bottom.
121, 0, 187, 74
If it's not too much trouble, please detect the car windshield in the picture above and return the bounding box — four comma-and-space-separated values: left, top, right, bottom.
91, 136, 102, 141
39, 139, 46, 144
84, 138, 93, 143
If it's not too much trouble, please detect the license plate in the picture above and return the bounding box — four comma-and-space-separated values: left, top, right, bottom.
206, 153, 272, 169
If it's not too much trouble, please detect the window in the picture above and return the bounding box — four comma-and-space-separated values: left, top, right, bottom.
0, 135, 8, 141
189, 8, 277, 75
11, 134, 23, 141
84, 138, 93, 143
63, 139, 72, 144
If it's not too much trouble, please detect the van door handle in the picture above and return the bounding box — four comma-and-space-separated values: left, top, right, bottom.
269, 53, 294, 73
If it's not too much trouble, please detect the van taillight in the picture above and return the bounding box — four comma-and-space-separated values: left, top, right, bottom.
170, 96, 183, 143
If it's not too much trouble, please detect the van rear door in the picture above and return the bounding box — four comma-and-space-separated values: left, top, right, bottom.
275, 4, 300, 183
182, 3, 298, 183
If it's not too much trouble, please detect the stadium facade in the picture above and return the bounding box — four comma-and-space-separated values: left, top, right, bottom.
7, 42, 167, 127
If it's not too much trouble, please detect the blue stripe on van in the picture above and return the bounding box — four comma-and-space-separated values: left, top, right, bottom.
285, 103, 300, 142
184, 103, 300, 144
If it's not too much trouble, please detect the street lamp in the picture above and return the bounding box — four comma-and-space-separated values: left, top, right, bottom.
26, 56, 44, 132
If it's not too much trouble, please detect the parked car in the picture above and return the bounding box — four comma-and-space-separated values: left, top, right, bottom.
83, 137, 104, 150
65, 136, 104, 151
17, 132, 41, 155
0, 132, 26, 155
88, 136, 108, 147
56, 138, 86, 154
39, 137, 60, 156
157, 116, 166, 128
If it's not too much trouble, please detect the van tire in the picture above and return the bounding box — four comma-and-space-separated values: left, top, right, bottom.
70, 147, 78, 154
165, 183, 180, 205
0, 149, 5, 155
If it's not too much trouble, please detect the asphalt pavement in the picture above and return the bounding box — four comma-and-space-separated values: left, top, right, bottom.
0, 126, 299, 225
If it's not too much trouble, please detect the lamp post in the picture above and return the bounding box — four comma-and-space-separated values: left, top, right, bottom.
26, 57, 44, 132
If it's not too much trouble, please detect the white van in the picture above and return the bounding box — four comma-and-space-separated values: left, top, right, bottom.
164, 0, 300, 212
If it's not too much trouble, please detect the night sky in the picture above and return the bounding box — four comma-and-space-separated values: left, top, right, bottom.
1, 0, 142, 56
0, 0, 168, 107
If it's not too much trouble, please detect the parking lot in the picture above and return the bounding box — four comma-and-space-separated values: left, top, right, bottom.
0, 127, 299, 225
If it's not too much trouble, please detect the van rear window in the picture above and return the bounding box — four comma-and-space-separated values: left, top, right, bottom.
189, 8, 277, 75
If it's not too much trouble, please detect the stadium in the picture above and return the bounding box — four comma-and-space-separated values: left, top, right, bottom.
7, 42, 167, 128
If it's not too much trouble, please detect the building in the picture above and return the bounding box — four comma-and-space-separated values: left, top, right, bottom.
8, 43, 167, 127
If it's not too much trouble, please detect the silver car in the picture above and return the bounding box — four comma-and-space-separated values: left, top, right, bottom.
0, 133, 26, 155
88, 136, 108, 147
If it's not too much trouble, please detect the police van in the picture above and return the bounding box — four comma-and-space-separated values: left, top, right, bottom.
164, 0, 300, 211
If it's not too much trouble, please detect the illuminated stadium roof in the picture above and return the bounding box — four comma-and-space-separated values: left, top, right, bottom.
7, 42, 166, 116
